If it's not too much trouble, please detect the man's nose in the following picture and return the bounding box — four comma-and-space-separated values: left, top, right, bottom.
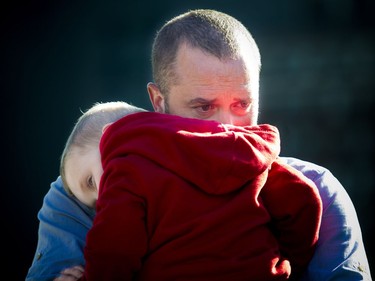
216, 111, 235, 125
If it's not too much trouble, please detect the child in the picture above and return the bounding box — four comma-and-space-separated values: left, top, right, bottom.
59, 101, 322, 281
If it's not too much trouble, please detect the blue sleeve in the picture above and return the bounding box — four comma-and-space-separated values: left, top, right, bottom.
282, 157, 372, 281
26, 177, 95, 281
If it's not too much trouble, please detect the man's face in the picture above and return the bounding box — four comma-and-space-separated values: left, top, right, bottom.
148, 43, 259, 126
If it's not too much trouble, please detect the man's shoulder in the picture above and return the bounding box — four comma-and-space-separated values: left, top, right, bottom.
279, 156, 328, 179
279, 156, 349, 207
39, 176, 95, 221
43, 177, 78, 209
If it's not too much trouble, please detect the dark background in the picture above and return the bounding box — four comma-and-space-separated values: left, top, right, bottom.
2, 0, 374, 279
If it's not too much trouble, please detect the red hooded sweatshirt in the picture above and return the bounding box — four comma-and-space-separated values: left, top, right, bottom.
82, 112, 322, 281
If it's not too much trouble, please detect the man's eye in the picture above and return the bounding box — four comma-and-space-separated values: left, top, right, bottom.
194, 104, 214, 112
233, 101, 251, 113
200, 104, 213, 112
239, 101, 250, 108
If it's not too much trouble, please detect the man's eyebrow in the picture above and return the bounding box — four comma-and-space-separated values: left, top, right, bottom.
188, 98, 217, 105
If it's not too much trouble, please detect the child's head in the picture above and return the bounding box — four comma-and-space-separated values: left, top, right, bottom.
60, 101, 146, 208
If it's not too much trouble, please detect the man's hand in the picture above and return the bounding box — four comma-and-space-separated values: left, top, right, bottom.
53, 265, 84, 281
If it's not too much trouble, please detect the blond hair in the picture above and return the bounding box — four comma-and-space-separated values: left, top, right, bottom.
60, 101, 146, 195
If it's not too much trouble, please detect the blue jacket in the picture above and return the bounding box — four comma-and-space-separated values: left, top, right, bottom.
25, 157, 372, 281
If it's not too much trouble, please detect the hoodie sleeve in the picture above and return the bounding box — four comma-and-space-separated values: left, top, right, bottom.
260, 158, 323, 280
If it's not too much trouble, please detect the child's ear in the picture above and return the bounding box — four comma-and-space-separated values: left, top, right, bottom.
102, 123, 113, 134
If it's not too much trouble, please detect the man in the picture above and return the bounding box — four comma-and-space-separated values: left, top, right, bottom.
27, 9, 372, 281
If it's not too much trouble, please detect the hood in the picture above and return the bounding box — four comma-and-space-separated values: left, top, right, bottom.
100, 112, 280, 195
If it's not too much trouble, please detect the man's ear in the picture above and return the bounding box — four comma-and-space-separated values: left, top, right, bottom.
147, 82, 165, 113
